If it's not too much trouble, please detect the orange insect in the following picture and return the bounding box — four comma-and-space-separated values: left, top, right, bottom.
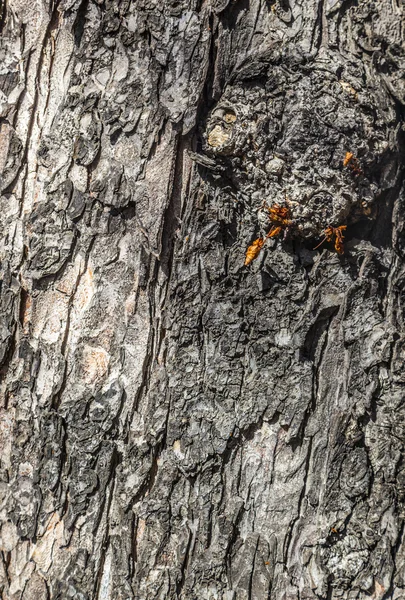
265, 203, 292, 240
245, 237, 265, 265
333, 226, 346, 254
343, 151, 353, 167
267, 226, 282, 238
343, 151, 362, 175
314, 225, 347, 254
268, 203, 292, 227
244, 203, 293, 266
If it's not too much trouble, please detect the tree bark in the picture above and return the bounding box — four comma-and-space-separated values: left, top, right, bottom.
0, 0, 405, 598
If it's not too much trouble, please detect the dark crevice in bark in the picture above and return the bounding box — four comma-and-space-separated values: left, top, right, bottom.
300, 306, 339, 363
225, 501, 245, 571
143, 117, 169, 165
293, 307, 339, 445
219, 415, 265, 472
197, 13, 221, 122
92, 446, 123, 537
92, 454, 122, 600
73, 0, 90, 48
158, 131, 183, 281
0, 321, 16, 388
124, 439, 164, 514
1, 550, 11, 587
0, 0, 7, 35
130, 515, 139, 579
311, 0, 325, 53
93, 537, 110, 600
325, 576, 334, 600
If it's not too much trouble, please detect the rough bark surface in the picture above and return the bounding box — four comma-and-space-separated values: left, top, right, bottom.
1, 0, 405, 598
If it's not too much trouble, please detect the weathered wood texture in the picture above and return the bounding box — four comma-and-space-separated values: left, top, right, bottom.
1, 0, 405, 598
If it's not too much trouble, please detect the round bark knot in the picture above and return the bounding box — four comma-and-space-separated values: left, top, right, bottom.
207, 124, 232, 149
206, 109, 238, 150
200, 52, 400, 244
204, 104, 253, 156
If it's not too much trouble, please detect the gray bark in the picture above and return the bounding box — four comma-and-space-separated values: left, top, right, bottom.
0, 0, 405, 598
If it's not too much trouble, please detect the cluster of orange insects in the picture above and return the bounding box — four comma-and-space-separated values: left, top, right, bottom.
245, 203, 293, 265
244, 151, 361, 266
244, 204, 347, 265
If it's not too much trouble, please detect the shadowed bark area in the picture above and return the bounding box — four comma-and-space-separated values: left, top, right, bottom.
0, 0, 405, 598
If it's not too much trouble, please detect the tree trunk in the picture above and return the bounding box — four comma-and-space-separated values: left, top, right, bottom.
1, 0, 405, 598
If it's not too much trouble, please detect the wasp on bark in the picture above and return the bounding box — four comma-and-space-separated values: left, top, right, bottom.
314, 225, 347, 255
244, 203, 293, 265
